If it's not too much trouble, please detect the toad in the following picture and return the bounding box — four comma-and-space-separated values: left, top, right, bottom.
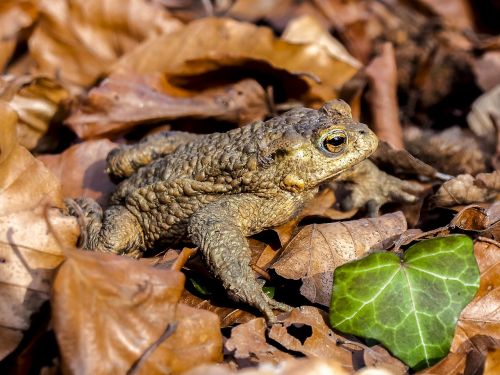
69, 100, 416, 321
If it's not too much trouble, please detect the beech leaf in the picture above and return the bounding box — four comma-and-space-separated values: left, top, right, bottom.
330, 235, 480, 370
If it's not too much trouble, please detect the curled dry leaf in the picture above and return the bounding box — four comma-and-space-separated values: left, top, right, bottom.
485, 348, 500, 374
272, 212, 407, 306
38, 139, 118, 206
370, 140, 437, 178
467, 84, 500, 150
225, 318, 292, 365
282, 15, 361, 70
473, 51, 500, 92
66, 74, 268, 139
52, 249, 223, 374
0, 75, 69, 150
180, 289, 256, 328
268, 306, 355, 370
415, 0, 474, 30
29, 0, 183, 87
0, 0, 38, 71
113, 17, 359, 103
0, 102, 79, 360
433, 171, 500, 207
404, 126, 488, 176
453, 240, 500, 350
184, 358, 350, 375
450, 202, 500, 240
365, 42, 403, 150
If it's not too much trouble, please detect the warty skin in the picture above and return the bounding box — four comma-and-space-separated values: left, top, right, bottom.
69, 99, 379, 321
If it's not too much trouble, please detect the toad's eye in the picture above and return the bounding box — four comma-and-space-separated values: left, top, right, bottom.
320, 131, 347, 154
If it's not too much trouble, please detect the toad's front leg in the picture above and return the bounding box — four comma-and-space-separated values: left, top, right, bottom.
188, 195, 293, 322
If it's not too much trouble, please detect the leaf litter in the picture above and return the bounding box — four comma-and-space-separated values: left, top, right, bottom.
0, 0, 499, 374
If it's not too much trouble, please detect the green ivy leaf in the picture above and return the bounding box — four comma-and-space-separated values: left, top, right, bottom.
329, 235, 480, 370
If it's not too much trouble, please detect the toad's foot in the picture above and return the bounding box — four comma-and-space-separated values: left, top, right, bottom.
66, 197, 144, 257
189, 196, 293, 323
335, 160, 426, 217
65, 197, 103, 249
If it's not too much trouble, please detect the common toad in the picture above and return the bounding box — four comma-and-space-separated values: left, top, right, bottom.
70, 100, 383, 321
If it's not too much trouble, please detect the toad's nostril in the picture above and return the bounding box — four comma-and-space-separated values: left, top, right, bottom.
359, 129, 366, 135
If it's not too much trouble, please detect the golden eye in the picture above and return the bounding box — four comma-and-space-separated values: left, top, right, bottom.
321, 131, 347, 154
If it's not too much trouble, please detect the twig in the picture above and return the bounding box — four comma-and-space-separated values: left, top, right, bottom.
170, 247, 197, 271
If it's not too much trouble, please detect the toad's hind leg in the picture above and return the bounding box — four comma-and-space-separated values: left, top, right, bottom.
67, 198, 144, 258
188, 196, 293, 322
106, 131, 201, 180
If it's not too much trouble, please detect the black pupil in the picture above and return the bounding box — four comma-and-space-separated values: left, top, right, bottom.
328, 136, 345, 147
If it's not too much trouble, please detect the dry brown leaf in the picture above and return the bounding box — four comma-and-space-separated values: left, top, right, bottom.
52, 249, 223, 374
0, 101, 79, 360
29, 0, 183, 87
467, 84, 500, 151
415, 0, 474, 29
453, 240, 500, 349
113, 17, 359, 103
404, 126, 488, 176
227, 0, 331, 33
225, 318, 292, 365
180, 289, 256, 328
66, 74, 268, 139
0, 75, 69, 150
363, 345, 408, 374
433, 171, 500, 207
370, 140, 438, 178
450, 203, 500, 240
282, 15, 361, 70
268, 306, 355, 370
485, 348, 500, 375
365, 42, 404, 149
272, 212, 407, 306
0, 0, 39, 71
38, 139, 118, 206
473, 52, 500, 92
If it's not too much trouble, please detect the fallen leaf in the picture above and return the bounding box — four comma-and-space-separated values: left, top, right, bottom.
0, 0, 38, 71
330, 235, 480, 370
52, 249, 223, 374
473, 51, 500, 92
450, 203, 500, 240
38, 139, 118, 206
433, 171, 500, 207
180, 289, 255, 328
0, 101, 79, 360
370, 140, 438, 179
225, 318, 292, 365
282, 15, 361, 70
268, 306, 355, 371
29, 0, 183, 87
0, 75, 69, 150
485, 348, 500, 375
272, 212, 407, 306
415, 0, 474, 30
113, 17, 359, 103
452, 240, 500, 351
467, 84, 500, 151
66, 74, 268, 139
363, 345, 408, 374
365, 42, 403, 149
404, 126, 488, 176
